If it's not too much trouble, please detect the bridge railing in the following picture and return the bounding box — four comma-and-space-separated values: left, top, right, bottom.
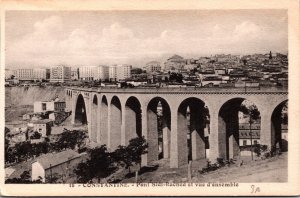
67, 86, 288, 94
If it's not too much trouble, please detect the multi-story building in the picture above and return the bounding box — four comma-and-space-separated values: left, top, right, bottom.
71, 68, 79, 80
15, 69, 34, 80
144, 61, 161, 73
239, 123, 261, 146
14, 68, 49, 81
33, 68, 50, 80
109, 64, 132, 81
164, 54, 186, 72
79, 65, 109, 81
50, 66, 71, 83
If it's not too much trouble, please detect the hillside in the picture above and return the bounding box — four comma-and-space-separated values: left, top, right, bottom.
5, 86, 66, 107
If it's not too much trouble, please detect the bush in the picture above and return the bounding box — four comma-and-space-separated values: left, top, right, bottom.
199, 158, 235, 174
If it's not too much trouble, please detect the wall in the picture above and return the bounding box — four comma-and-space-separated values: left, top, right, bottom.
5, 86, 66, 107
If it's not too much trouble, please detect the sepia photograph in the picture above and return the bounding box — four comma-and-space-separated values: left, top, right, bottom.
1, 0, 299, 196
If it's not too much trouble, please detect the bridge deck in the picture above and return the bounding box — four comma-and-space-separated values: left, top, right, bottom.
68, 86, 288, 94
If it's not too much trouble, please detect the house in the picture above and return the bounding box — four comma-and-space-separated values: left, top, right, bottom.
31, 119, 53, 137
34, 97, 66, 113
239, 123, 261, 146
31, 150, 85, 182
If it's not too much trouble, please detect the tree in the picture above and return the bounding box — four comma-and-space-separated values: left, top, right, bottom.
57, 129, 87, 151
74, 145, 115, 183
111, 136, 148, 175
30, 131, 42, 139
127, 136, 148, 169
240, 103, 261, 160
169, 73, 183, 83
113, 145, 133, 173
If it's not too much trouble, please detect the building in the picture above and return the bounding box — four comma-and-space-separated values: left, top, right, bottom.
144, 61, 161, 73
5, 69, 16, 80
34, 97, 66, 113
239, 123, 261, 146
79, 65, 109, 81
14, 68, 49, 81
109, 64, 132, 81
33, 68, 50, 80
50, 66, 71, 83
31, 119, 53, 137
31, 150, 84, 182
164, 54, 186, 72
71, 68, 79, 80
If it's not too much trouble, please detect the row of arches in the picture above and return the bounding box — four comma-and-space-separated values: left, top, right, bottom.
73, 93, 288, 166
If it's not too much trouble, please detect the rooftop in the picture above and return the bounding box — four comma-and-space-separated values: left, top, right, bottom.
33, 150, 80, 170
31, 119, 53, 124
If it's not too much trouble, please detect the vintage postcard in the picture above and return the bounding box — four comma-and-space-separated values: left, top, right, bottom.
0, 0, 299, 196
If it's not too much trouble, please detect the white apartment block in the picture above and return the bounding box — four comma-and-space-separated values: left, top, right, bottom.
14, 68, 49, 81
144, 61, 161, 73
50, 66, 71, 83
109, 64, 132, 81
79, 65, 109, 81
33, 68, 49, 80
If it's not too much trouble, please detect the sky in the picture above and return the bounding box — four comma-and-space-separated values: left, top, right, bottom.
5, 10, 288, 69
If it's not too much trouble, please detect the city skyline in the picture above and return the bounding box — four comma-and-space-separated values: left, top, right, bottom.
6, 10, 287, 69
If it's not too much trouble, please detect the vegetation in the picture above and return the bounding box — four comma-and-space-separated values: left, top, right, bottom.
74, 136, 148, 183
239, 102, 261, 160
74, 145, 115, 183
113, 136, 148, 173
5, 129, 87, 164
30, 131, 42, 139
54, 129, 87, 150
5, 171, 42, 184
199, 158, 235, 174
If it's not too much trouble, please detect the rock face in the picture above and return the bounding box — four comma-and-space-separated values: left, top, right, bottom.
5, 86, 66, 107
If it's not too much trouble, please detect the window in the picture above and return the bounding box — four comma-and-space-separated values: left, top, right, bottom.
243, 140, 247, 146
42, 103, 46, 111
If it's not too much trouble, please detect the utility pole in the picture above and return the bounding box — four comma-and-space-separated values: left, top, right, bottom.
50, 164, 53, 183
250, 117, 253, 161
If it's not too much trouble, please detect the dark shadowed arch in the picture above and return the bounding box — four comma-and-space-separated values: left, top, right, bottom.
75, 94, 87, 125
91, 95, 98, 142
125, 96, 142, 144
271, 100, 288, 152
110, 96, 122, 150
177, 97, 210, 163
147, 97, 171, 161
100, 95, 108, 146
218, 98, 261, 160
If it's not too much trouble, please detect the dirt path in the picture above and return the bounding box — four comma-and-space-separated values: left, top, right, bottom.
121, 153, 287, 183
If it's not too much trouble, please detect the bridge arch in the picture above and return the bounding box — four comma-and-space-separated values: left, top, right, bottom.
74, 94, 87, 125
177, 97, 210, 163
100, 95, 108, 146
125, 96, 142, 144
271, 100, 288, 152
110, 96, 122, 150
91, 94, 98, 142
218, 97, 261, 160
147, 97, 171, 162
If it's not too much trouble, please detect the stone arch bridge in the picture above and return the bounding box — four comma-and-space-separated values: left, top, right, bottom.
66, 87, 288, 168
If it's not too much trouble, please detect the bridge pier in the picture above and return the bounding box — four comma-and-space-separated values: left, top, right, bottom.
141, 105, 148, 167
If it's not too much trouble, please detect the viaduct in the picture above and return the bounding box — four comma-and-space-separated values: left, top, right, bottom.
65, 87, 288, 168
